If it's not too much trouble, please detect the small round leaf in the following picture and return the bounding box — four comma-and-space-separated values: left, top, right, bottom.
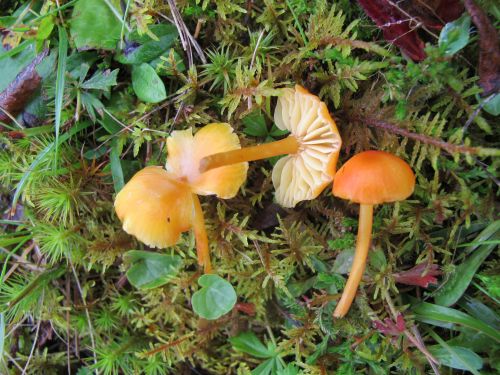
191, 275, 237, 320
124, 250, 182, 290
131, 63, 166, 103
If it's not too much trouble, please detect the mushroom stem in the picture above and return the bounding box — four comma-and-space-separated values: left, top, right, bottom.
192, 194, 212, 274
199, 135, 299, 173
333, 203, 373, 318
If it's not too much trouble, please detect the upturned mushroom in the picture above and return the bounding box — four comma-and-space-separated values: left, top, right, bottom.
114, 123, 248, 273
331, 150, 415, 318
199, 85, 342, 207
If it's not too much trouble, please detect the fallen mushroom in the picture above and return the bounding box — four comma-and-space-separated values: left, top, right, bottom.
115, 123, 248, 273
332, 150, 415, 318
199, 85, 342, 207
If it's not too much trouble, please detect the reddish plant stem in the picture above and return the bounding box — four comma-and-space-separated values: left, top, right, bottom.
352, 115, 478, 155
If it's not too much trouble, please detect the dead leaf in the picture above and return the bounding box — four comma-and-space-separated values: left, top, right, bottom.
464, 0, 500, 96
0, 49, 48, 125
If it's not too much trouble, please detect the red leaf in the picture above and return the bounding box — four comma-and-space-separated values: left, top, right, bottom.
464, 0, 500, 96
393, 263, 441, 288
373, 313, 406, 336
435, 0, 465, 25
357, 0, 426, 61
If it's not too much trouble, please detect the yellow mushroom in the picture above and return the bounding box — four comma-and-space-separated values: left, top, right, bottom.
114, 123, 248, 273
199, 85, 342, 207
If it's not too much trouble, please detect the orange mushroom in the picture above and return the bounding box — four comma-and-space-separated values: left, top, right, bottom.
114, 123, 248, 273
332, 151, 415, 318
199, 85, 342, 207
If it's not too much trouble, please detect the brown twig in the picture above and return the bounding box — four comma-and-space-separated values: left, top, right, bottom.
350, 115, 479, 155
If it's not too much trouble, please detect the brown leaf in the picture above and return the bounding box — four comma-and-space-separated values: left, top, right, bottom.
464, 0, 500, 96
0, 49, 48, 125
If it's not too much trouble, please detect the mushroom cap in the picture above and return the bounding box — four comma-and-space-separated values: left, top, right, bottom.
166, 123, 248, 199
273, 85, 342, 207
332, 150, 415, 205
114, 166, 194, 248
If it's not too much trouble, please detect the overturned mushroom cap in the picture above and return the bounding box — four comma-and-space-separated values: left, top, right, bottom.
273, 85, 342, 207
333, 150, 415, 205
114, 167, 194, 248
166, 123, 248, 199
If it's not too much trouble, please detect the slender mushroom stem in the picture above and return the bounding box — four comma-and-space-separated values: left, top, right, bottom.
333, 203, 373, 318
199, 135, 299, 173
192, 194, 211, 274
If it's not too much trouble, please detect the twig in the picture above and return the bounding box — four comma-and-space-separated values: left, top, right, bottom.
69, 258, 99, 374
66, 272, 72, 375
382, 289, 440, 373
22, 291, 44, 374
462, 93, 496, 134
352, 115, 479, 155
2, 243, 37, 281
166, 0, 206, 66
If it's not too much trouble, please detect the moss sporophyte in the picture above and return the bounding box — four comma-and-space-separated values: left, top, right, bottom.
114, 123, 248, 274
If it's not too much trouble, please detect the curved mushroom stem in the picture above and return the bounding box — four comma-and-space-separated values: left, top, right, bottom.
192, 194, 212, 274
333, 204, 373, 318
199, 135, 299, 173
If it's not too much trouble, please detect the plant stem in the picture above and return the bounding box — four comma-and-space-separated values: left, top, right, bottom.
199, 136, 299, 173
192, 194, 211, 273
334, 204, 373, 318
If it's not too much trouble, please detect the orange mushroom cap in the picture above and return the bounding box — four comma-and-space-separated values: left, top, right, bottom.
114, 166, 194, 248
332, 150, 415, 205
166, 123, 248, 199
273, 85, 342, 207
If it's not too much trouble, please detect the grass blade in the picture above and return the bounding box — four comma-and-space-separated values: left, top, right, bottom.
412, 300, 500, 342
54, 26, 68, 169
434, 220, 500, 306
110, 140, 124, 193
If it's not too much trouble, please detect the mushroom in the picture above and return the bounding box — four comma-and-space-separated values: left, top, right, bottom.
331, 150, 415, 318
199, 85, 342, 207
115, 123, 248, 273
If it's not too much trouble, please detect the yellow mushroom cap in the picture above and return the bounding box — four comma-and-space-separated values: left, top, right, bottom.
114, 166, 194, 248
166, 123, 248, 199
332, 150, 415, 205
273, 85, 342, 207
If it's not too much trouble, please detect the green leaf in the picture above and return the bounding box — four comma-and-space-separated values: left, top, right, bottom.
439, 14, 471, 56
434, 220, 500, 306
0, 43, 35, 91
481, 93, 500, 116
70, 0, 122, 50
411, 300, 500, 342
230, 332, 275, 358
243, 111, 268, 137
124, 250, 182, 290
332, 248, 354, 274
81, 68, 119, 90
252, 357, 283, 375
428, 330, 483, 374
109, 139, 124, 193
116, 24, 178, 64
191, 274, 237, 320
54, 26, 68, 168
429, 346, 483, 373
131, 63, 166, 103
